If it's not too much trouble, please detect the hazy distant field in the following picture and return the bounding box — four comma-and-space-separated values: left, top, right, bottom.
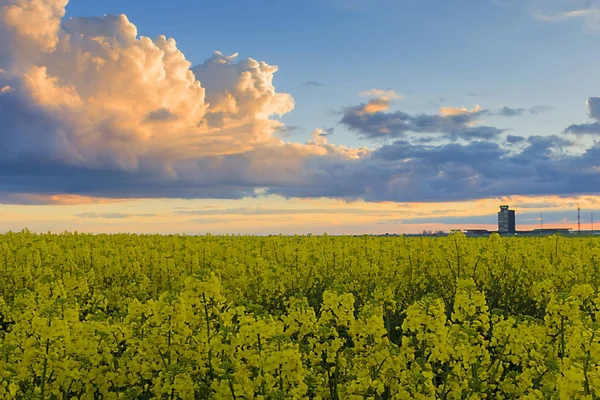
1, 231, 600, 399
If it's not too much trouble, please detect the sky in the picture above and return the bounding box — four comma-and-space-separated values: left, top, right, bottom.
1, 0, 600, 234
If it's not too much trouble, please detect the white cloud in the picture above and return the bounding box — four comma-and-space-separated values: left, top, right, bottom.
309, 128, 329, 146
359, 89, 402, 100
438, 105, 483, 117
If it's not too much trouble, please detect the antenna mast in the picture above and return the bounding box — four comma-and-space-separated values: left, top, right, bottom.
578, 206, 581, 235
540, 213, 543, 230
592, 212, 595, 232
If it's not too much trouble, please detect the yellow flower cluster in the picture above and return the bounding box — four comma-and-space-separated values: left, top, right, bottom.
1, 231, 600, 398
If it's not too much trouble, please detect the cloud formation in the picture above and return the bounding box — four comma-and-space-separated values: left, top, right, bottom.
530, 0, 600, 30
565, 97, 600, 134
267, 134, 594, 203
506, 135, 527, 144
438, 105, 483, 117
340, 100, 505, 140
0, 0, 331, 200
588, 97, 600, 119
496, 105, 553, 116
0, 0, 599, 206
0, 0, 301, 171
340, 97, 553, 141
359, 89, 402, 100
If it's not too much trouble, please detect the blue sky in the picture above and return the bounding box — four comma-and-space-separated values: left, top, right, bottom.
1, 0, 600, 234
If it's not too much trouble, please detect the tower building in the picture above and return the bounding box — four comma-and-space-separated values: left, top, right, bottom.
498, 205, 516, 234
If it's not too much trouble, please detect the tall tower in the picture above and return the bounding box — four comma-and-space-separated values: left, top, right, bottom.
498, 205, 516, 234
578, 206, 581, 235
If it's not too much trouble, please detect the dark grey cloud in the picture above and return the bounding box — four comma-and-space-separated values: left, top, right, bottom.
144, 108, 178, 123
265, 133, 600, 203
301, 81, 325, 88
75, 212, 156, 219
0, 159, 259, 201
445, 127, 505, 141
372, 140, 505, 163
496, 106, 552, 117
508, 135, 572, 165
497, 106, 526, 117
339, 100, 505, 141
506, 135, 527, 144
588, 97, 600, 119
565, 122, 600, 134
565, 122, 600, 135
339, 98, 552, 142
564, 97, 600, 134
1, 130, 599, 205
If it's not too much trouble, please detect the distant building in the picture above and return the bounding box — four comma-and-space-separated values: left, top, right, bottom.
498, 205, 516, 234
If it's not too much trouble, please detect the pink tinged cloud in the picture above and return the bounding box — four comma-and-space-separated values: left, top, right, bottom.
438, 105, 483, 117
359, 89, 402, 100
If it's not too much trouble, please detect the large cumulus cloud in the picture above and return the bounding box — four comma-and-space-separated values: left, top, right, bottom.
1, 0, 600, 204
0, 0, 318, 194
